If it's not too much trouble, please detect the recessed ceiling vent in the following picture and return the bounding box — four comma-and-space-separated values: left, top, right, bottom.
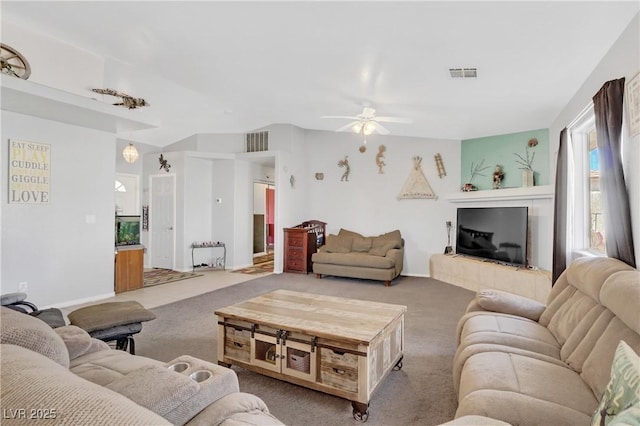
246, 130, 269, 153
449, 68, 477, 78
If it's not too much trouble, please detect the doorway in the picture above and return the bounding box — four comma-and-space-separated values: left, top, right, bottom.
149, 174, 176, 269
253, 182, 275, 258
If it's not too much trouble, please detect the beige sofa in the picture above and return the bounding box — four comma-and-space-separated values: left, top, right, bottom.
0, 307, 283, 425
452, 256, 640, 425
311, 228, 404, 286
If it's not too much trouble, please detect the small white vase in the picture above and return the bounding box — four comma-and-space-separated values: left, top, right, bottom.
522, 169, 534, 187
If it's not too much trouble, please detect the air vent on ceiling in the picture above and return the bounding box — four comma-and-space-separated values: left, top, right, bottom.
246, 131, 269, 153
449, 68, 477, 78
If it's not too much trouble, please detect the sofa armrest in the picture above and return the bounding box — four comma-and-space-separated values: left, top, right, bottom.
475, 289, 546, 321
386, 247, 404, 276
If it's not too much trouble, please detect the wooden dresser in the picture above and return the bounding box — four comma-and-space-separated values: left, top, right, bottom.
283, 220, 326, 273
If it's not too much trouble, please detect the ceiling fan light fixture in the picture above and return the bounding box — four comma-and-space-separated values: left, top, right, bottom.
122, 143, 139, 163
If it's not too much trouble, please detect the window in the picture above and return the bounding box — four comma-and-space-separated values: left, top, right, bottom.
569, 108, 606, 255
587, 129, 606, 253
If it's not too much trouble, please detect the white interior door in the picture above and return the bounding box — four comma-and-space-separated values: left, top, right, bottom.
150, 174, 175, 269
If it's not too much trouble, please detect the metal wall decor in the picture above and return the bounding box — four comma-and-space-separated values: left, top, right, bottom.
376, 145, 386, 174
91, 88, 150, 109
338, 156, 350, 182
1, 43, 31, 79
159, 154, 171, 172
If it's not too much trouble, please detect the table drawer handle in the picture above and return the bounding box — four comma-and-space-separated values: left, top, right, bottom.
332, 368, 346, 375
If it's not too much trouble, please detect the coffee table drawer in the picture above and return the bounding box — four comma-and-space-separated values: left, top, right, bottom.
320, 347, 358, 370
321, 365, 358, 393
222, 320, 252, 362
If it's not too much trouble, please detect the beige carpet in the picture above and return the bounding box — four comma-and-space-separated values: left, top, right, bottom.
135, 273, 475, 425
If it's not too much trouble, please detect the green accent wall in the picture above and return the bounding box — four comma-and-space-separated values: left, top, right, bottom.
461, 129, 550, 191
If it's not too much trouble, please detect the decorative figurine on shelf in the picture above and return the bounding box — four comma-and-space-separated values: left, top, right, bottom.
492, 165, 504, 189
444, 221, 453, 254
338, 155, 350, 182
461, 159, 489, 191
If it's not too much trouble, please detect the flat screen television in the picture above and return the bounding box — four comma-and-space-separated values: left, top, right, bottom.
115, 215, 141, 246
455, 207, 528, 267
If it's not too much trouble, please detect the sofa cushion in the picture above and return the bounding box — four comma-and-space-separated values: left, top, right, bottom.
457, 313, 560, 359
599, 270, 640, 334
312, 252, 395, 269
0, 344, 170, 425
0, 306, 69, 368
591, 341, 640, 426
374, 229, 402, 248
54, 325, 108, 360
581, 318, 640, 399
458, 351, 599, 421
322, 234, 352, 253
68, 301, 156, 333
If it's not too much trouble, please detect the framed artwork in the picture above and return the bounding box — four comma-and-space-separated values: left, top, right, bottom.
626, 72, 640, 137
8, 139, 50, 204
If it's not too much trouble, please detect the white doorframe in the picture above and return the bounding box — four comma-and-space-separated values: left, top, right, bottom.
149, 173, 176, 270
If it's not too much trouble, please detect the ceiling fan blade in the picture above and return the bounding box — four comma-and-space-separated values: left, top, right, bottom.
374, 116, 413, 124
321, 115, 359, 120
335, 121, 358, 132
371, 121, 390, 135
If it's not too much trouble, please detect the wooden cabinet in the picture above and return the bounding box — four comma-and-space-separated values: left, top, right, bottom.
283, 220, 326, 273
115, 247, 144, 293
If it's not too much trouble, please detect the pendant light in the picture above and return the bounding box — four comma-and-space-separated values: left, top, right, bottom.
122, 143, 139, 163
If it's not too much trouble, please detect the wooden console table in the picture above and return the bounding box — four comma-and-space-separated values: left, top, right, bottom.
215, 290, 406, 421
430, 254, 551, 302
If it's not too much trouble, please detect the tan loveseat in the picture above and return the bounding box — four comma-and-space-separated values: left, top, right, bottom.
0, 307, 283, 425
312, 228, 404, 286
452, 256, 640, 425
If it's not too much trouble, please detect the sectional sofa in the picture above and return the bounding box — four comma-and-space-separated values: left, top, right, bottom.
452, 256, 640, 425
0, 307, 283, 425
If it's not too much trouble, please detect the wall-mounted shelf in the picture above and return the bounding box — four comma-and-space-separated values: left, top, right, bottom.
1, 74, 158, 133
446, 185, 554, 203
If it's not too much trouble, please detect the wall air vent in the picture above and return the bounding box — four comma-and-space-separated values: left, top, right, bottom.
246, 131, 269, 152
449, 68, 477, 78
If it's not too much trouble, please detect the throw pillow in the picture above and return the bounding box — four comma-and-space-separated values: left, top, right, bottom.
591, 340, 640, 426
323, 234, 352, 253
369, 242, 397, 257
352, 236, 373, 252
377, 230, 402, 248
338, 228, 364, 239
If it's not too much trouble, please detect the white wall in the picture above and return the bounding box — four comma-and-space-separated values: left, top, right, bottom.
184, 157, 214, 269
1, 20, 104, 98
1, 111, 115, 307
549, 13, 640, 267
303, 130, 461, 276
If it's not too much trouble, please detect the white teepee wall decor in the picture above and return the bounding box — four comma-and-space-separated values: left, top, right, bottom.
397, 156, 437, 199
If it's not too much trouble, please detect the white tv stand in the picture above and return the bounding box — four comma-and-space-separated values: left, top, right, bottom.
430, 254, 551, 302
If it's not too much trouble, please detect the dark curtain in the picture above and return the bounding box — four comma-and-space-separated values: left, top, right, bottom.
593, 77, 636, 268
552, 128, 569, 284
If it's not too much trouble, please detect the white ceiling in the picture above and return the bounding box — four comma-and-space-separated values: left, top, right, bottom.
2, 1, 638, 147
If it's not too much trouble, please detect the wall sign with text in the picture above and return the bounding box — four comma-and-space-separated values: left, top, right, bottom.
9, 139, 51, 204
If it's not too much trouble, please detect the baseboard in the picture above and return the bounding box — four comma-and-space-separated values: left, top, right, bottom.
401, 273, 430, 278
42, 292, 116, 310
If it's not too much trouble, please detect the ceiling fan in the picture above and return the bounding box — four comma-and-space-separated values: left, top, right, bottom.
322, 106, 412, 136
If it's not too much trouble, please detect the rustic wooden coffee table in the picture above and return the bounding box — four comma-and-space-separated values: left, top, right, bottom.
215, 289, 406, 421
